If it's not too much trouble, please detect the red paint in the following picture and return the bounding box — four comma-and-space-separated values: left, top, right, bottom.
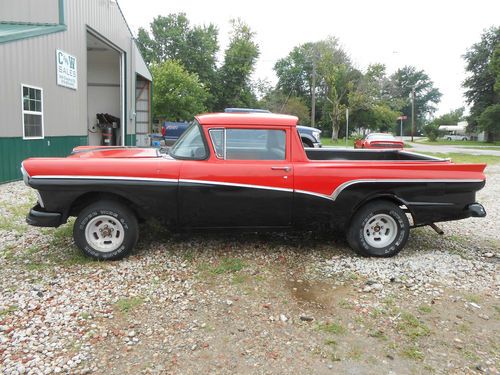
23, 113, 486, 198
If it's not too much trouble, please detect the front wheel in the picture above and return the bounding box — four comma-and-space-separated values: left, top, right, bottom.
74, 200, 139, 260
347, 200, 409, 257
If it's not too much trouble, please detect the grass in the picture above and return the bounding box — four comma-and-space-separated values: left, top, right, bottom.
0, 305, 18, 316
419, 152, 500, 165
369, 330, 388, 340
415, 139, 500, 146
396, 312, 431, 340
338, 299, 355, 309
0, 216, 27, 233
317, 321, 346, 335
401, 345, 425, 360
418, 305, 432, 314
115, 297, 144, 313
320, 137, 412, 148
202, 257, 246, 275
465, 294, 482, 304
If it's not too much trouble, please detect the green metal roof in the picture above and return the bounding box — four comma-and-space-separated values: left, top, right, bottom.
0, 22, 66, 44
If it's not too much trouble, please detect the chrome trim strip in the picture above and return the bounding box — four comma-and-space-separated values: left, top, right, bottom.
331, 179, 485, 201
179, 178, 293, 193
30, 175, 179, 183
294, 189, 334, 201
20, 162, 30, 186
28, 175, 484, 202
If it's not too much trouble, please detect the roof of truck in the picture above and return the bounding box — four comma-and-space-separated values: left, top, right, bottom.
196, 112, 298, 126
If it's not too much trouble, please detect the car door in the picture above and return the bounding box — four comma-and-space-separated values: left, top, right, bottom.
178, 126, 293, 228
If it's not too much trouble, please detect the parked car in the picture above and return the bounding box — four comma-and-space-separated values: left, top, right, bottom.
354, 133, 404, 149
156, 109, 322, 148
22, 112, 486, 260
443, 134, 470, 141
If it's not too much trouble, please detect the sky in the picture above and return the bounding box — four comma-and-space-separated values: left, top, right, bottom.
118, 0, 500, 116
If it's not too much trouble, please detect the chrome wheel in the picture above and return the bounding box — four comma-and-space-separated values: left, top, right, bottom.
84, 215, 125, 253
362, 213, 398, 248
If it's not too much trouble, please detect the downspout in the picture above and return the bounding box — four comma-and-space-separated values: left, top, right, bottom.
58, 0, 65, 25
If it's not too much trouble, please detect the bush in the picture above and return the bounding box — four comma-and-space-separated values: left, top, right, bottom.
423, 124, 443, 141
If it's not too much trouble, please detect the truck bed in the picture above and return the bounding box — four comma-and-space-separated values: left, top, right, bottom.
305, 148, 442, 161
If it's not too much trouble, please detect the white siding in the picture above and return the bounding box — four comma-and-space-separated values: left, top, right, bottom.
0, 0, 150, 140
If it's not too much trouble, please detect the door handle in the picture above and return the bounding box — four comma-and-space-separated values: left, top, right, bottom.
271, 166, 291, 172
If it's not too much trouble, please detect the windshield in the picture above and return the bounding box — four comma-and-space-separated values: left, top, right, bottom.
169, 121, 208, 159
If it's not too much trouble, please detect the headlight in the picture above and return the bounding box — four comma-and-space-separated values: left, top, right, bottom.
312, 131, 321, 140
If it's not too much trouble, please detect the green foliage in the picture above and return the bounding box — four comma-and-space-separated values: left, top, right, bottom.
115, 297, 144, 313
214, 19, 260, 110
478, 103, 500, 138
317, 321, 346, 334
432, 107, 465, 126
260, 91, 310, 124
423, 123, 444, 141
150, 60, 208, 121
136, 13, 218, 87
210, 257, 246, 274
463, 26, 500, 131
389, 66, 442, 131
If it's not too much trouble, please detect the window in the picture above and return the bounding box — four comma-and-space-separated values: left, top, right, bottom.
22, 85, 44, 139
208, 128, 286, 160
209, 129, 224, 158
169, 121, 208, 160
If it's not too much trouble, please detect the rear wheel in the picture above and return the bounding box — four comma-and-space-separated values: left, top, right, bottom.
74, 200, 138, 260
347, 200, 409, 257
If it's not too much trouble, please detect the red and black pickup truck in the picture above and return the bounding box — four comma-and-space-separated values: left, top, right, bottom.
21, 113, 486, 260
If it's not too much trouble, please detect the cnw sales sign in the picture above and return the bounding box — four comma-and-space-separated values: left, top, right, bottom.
56, 49, 78, 90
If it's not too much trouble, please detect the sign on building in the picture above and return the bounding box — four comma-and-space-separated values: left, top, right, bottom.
56, 49, 78, 90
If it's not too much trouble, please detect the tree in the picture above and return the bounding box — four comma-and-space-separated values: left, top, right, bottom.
422, 124, 443, 141
315, 38, 355, 140
150, 60, 208, 121
431, 107, 465, 126
214, 19, 260, 110
260, 90, 310, 124
136, 13, 219, 107
389, 66, 442, 132
348, 64, 400, 133
478, 104, 500, 140
463, 26, 500, 131
274, 43, 316, 102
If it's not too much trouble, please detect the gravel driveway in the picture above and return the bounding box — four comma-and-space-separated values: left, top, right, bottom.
0, 166, 498, 374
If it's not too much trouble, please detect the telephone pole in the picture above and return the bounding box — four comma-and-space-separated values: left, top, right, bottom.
411, 88, 415, 142
311, 61, 316, 128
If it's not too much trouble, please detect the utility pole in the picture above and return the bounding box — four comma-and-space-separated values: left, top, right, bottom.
411, 88, 415, 142
311, 61, 316, 128
345, 108, 349, 148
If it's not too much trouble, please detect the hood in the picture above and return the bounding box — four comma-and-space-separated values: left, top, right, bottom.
70, 146, 160, 159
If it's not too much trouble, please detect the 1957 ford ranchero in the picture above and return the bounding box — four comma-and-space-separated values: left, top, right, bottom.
21, 113, 486, 260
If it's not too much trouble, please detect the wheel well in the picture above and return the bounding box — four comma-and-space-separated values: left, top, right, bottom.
348, 195, 415, 227
68, 192, 142, 220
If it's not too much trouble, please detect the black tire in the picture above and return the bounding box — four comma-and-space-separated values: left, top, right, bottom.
347, 200, 409, 257
73, 200, 139, 260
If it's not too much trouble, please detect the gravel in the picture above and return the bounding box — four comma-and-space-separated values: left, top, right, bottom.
0, 165, 498, 373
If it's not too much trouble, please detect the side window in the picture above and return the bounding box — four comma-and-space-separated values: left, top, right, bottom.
209, 128, 286, 160
209, 129, 224, 159
22, 85, 44, 139
169, 121, 208, 160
